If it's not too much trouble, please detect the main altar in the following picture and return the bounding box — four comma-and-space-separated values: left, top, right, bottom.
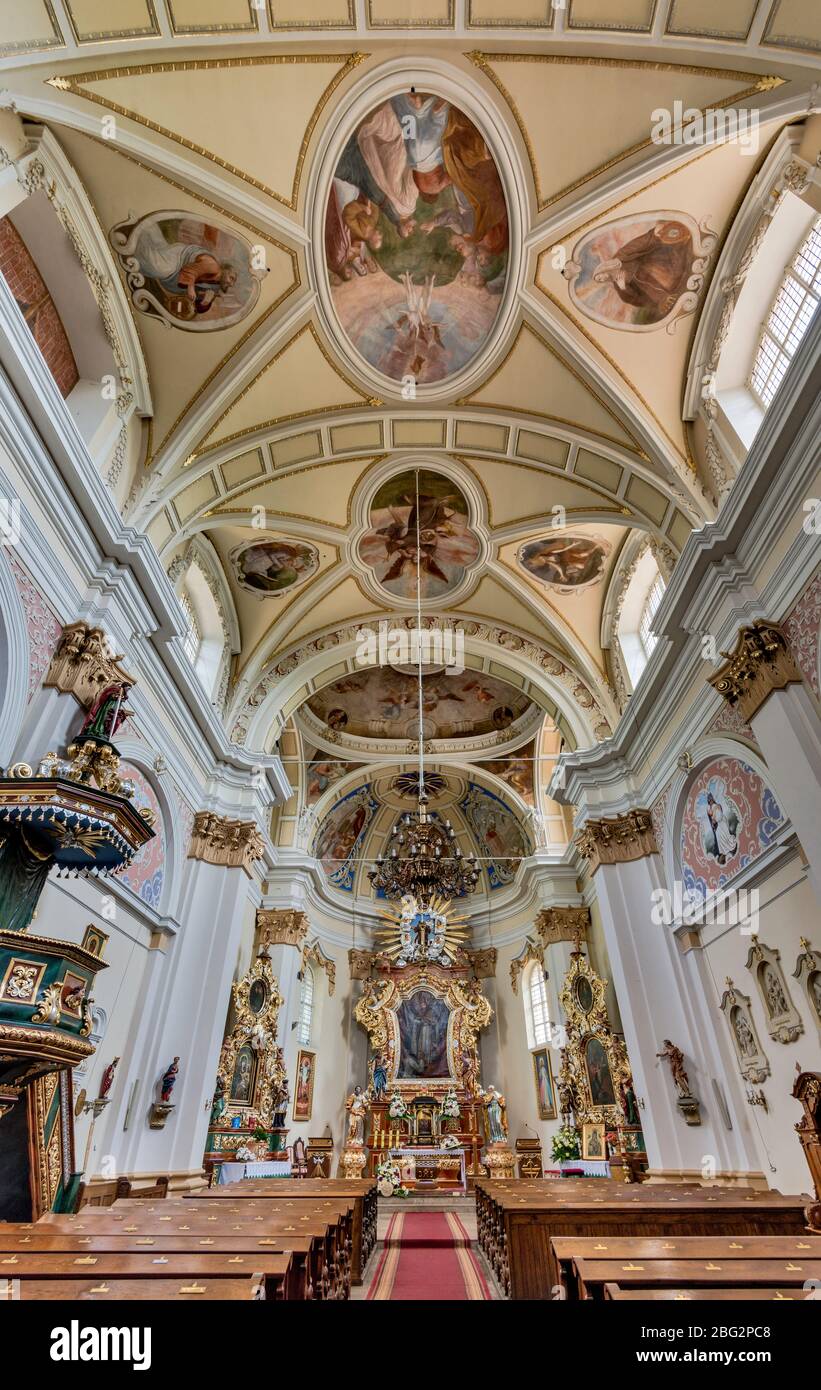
347, 945, 510, 1186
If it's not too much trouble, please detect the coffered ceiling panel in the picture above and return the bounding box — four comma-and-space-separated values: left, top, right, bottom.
763, 0, 821, 52
63, 0, 160, 43
467, 1, 554, 25
52, 53, 361, 209
0, 0, 63, 55
460, 323, 639, 451
666, 0, 759, 41
166, 0, 259, 34
567, 0, 657, 32
470, 53, 778, 209
462, 457, 626, 528
366, 0, 454, 26
55, 125, 297, 461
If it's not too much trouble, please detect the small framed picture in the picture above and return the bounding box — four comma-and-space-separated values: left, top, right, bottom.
293, 1049, 316, 1122
582, 1120, 606, 1161
531, 1047, 557, 1120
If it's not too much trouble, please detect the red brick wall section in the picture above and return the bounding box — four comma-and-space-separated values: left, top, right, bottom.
0, 215, 79, 397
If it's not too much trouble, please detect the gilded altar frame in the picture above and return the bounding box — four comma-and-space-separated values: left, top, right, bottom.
557, 949, 635, 1128
215, 949, 286, 1130
354, 963, 492, 1097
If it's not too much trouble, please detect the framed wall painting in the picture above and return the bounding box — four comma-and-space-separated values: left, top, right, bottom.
293, 1049, 316, 1122
582, 1120, 606, 1161
531, 1046, 557, 1120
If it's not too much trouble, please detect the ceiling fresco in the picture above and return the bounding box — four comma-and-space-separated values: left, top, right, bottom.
3, 3, 819, 910
326, 90, 509, 385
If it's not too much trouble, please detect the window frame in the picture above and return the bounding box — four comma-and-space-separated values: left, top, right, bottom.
749, 216, 821, 411
524, 959, 550, 1050
297, 964, 315, 1047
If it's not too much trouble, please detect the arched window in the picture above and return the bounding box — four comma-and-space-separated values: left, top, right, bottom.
524, 960, 550, 1049
617, 549, 665, 689
638, 570, 665, 660
297, 965, 315, 1046
750, 217, 821, 410
179, 588, 202, 666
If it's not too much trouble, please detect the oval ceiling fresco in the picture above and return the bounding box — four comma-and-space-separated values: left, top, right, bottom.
324, 91, 509, 385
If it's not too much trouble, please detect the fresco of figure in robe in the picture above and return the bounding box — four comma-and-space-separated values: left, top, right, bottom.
358, 468, 480, 599
325, 92, 509, 383
397, 989, 450, 1078
563, 211, 716, 332
110, 212, 265, 331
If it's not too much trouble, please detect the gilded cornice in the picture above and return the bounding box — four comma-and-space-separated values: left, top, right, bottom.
256, 907, 309, 948
536, 905, 590, 945
509, 936, 543, 994
708, 621, 802, 722
189, 812, 265, 875
575, 809, 657, 873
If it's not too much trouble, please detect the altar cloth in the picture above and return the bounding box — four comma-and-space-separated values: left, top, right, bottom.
217, 1158, 292, 1183
389, 1145, 466, 1192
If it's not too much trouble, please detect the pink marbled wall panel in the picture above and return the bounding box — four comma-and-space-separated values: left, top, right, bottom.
785, 570, 821, 698
117, 763, 166, 911
8, 553, 61, 700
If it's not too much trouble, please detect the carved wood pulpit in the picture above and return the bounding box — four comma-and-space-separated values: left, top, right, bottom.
792, 1069, 821, 1231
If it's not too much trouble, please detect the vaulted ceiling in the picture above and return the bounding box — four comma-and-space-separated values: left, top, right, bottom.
3, 0, 819, 905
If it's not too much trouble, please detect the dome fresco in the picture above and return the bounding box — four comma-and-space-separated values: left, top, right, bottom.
325, 90, 509, 385
305, 668, 531, 742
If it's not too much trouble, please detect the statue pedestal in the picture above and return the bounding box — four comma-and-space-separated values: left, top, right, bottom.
341, 1143, 368, 1179
483, 1142, 516, 1179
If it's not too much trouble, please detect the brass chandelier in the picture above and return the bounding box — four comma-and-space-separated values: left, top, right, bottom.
366, 469, 480, 907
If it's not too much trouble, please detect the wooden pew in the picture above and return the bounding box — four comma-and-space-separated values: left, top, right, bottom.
0, 1251, 294, 1300
0, 1226, 329, 1301
604, 1285, 819, 1301
1, 1276, 264, 1301
74, 1177, 169, 1210
552, 1234, 821, 1298
575, 1255, 821, 1299
185, 1180, 377, 1284
31, 1207, 346, 1299
473, 1178, 810, 1299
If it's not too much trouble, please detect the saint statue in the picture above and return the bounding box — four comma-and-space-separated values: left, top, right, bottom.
160, 1056, 180, 1103
99, 1056, 120, 1100
272, 1078, 290, 1129
484, 1085, 508, 1144
345, 1085, 370, 1146
656, 1039, 690, 1096
371, 1052, 389, 1099
209, 1077, 226, 1126
80, 681, 133, 743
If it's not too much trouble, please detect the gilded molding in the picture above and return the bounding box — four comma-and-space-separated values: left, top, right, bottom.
709, 621, 802, 721
303, 937, 336, 995
47, 53, 368, 212
189, 812, 265, 874
509, 936, 543, 995
575, 809, 658, 873
536, 905, 590, 945
44, 622, 136, 709
348, 947, 375, 981
256, 908, 309, 948
462, 947, 497, 980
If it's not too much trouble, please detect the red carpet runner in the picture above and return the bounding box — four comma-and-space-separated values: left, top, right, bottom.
367, 1212, 492, 1300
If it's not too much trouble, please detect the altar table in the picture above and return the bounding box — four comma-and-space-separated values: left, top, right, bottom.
390, 1146, 466, 1193
217, 1158, 292, 1183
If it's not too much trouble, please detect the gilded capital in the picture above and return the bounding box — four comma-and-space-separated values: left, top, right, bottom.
575, 809, 657, 874
463, 947, 497, 980
189, 812, 265, 875
708, 621, 801, 721
536, 906, 590, 945
348, 948, 375, 981
256, 908, 309, 949
44, 622, 136, 708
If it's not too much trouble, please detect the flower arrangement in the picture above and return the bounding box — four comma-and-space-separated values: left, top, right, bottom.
550, 1125, 581, 1163
251, 1124, 270, 1142
441, 1088, 460, 1124
376, 1158, 409, 1199
388, 1091, 407, 1121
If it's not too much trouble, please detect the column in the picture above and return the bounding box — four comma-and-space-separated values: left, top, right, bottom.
576, 812, 764, 1182
115, 812, 265, 1184
710, 621, 821, 903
